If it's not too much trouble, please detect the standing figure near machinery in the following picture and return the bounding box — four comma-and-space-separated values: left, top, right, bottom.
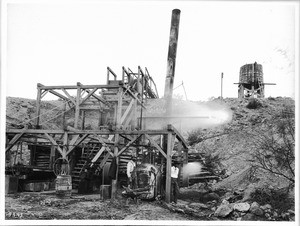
127, 156, 136, 188
171, 161, 180, 204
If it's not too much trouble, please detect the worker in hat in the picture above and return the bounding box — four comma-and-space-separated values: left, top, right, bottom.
171, 161, 180, 204
127, 156, 136, 188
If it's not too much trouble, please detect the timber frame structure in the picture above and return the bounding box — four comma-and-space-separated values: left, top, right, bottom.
6, 66, 189, 203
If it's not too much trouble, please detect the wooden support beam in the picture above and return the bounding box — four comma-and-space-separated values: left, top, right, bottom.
99, 152, 111, 169
44, 133, 64, 156
50, 146, 56, 169
124, 110, 134, 128
81, 111, 85, 129
91, 146, 106, 164
144, 134, 167, 159
166, 132, 175, 203
41, 90, 49, 99
69, 134, 80, 148
80, 88, 97, 104
6, 129, 171, 135
90, 134, 114, 163
120, 134, 134, 142
61, 88, 76, 105
74, 84, 81, 129
5, 132, 25, 153
117, 134, 142, 157
62, 132, 68, 159
35, 86, 42, 128
182, 147, 189, 187
120, 99, 134, 124
167, 124, 189, 149
123, 85, 146, 109
107, 67, 118, 81
66, 134, 89, 156
37, 84, 120, 90
48, 89, 71, 103
111, 88, 123, 199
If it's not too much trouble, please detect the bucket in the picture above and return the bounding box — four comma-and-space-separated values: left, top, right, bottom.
100, 185, 111, 200
55, 175, 72, 198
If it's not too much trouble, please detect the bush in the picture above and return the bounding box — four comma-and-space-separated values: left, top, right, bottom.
203, 152, 223, 175
246, 98, 262, 109
249, 106, 295, 184
250, 187, 293, 214
187, 128, 204, 146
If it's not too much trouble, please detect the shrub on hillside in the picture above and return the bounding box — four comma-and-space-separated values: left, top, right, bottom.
250, 187, 293, 214
248, 106, 295, 185
203, 152, 223, 175
246, 98, 262, 109
187, 128, 204, 146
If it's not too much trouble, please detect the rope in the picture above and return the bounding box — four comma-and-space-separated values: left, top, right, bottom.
39, 105, 75, 126
12, 99, 73, 126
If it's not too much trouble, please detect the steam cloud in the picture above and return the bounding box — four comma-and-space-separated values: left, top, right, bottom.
142, 99, 232, 132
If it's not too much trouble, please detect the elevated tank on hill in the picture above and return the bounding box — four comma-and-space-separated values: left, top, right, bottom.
234, 62, 275, 98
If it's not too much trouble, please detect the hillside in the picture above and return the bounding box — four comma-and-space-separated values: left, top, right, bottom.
189, 97, 295, 190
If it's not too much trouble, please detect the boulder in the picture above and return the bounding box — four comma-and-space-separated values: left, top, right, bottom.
233, 202, 250, 212
250, 206, 264, 216
224, 192, 233, 201
200, 192, 220, 203
260, 204, 272, 210
242, 184, 256, 201
242, 213, 256, 221
214, 204, 233, 218
250, 201, 259, 210
287, 209, 295, 215
221, 199, 230, 205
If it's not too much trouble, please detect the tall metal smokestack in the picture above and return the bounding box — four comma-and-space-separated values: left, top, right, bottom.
164, 9, 181, 115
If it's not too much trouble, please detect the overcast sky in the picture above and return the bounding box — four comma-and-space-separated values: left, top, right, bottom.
3, 0, 299, 101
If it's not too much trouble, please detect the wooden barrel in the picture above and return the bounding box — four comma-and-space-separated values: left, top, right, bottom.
56, 175, 72, 198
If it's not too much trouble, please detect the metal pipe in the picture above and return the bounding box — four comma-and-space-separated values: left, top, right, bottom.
164, 9, 181, 115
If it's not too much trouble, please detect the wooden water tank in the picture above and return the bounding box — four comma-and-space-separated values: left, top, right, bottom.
239, 62, 264, 87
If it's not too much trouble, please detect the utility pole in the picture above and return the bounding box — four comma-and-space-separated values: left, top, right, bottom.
221, 72, 223, 100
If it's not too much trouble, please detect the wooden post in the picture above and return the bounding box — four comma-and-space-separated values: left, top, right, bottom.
50, 146, 56, 169
74, 83, 81, 129
182, 148, 189, 187
132, 99, 137, 130
62, 132, 68, 159
165, 132, 175, 203
81, 110, 85, 130
62, 101, 67, 130
35, 84, 42, 128
111, 88, 123, 199
238, 85, 244, 99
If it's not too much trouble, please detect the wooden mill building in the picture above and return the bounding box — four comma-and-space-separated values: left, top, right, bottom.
5, 66, 189, 202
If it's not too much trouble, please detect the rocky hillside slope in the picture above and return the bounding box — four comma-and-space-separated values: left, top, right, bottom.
191, 97, 295, 190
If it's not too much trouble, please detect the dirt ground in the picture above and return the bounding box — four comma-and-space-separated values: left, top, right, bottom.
5, 190, 196, 221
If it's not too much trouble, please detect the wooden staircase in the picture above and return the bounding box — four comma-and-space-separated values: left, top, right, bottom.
71, 146, 133, 189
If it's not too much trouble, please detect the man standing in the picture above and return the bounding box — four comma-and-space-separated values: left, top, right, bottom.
171, 161, 180, 204
127, 156, 136, 188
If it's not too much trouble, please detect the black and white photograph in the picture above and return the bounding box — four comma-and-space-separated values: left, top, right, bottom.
1, 0, 299, 225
